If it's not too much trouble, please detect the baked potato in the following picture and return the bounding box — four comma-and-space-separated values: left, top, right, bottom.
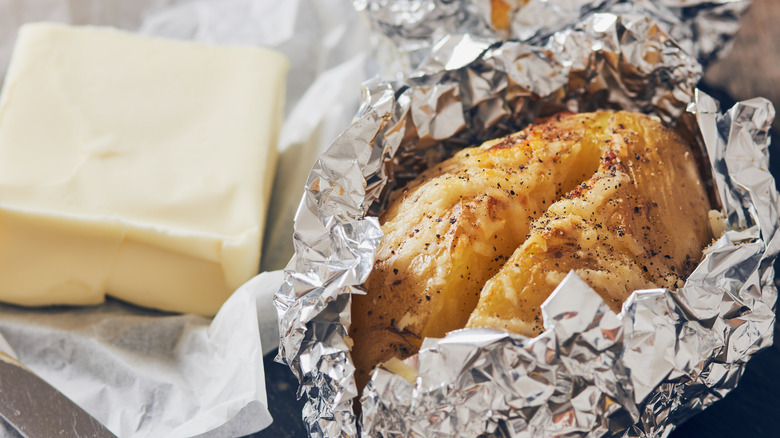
351, 111, 712, 389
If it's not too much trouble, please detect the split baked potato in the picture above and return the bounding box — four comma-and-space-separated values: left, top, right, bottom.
350, 111, 712, 389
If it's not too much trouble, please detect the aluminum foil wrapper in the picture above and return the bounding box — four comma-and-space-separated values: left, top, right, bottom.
275, 3, 777, 438
355, 0, 749, 77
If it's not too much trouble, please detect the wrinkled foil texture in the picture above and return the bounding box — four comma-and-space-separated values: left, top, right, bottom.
354, 0, 749, 76
275, 2, 777, 437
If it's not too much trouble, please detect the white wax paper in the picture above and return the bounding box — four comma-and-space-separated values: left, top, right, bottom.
0, 0, 371, 436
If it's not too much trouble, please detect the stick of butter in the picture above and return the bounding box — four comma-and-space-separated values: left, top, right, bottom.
0, 23, 288, 316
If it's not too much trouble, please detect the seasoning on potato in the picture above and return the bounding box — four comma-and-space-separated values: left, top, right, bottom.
350, 111, 713, 389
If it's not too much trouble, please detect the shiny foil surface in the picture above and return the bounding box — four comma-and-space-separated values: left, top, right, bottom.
354, 0, 749, 77
275, 1, 776, 437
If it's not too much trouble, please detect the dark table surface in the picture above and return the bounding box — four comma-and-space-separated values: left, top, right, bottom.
252, 1, 780, 436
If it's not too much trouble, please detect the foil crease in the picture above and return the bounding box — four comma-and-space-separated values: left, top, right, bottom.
275, 2, 776, 438
354, 0, 749, 77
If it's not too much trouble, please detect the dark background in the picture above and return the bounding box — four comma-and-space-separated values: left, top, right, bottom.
252, 1, 780, 436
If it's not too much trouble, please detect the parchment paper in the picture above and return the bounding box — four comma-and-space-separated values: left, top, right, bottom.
0, 0, 372, 436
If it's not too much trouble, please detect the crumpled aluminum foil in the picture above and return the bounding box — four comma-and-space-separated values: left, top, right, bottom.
275, 1, 776, 437
354, 0, 750, 77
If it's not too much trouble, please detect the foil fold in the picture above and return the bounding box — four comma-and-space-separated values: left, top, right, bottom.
355, 0, 750, 77
276, 1, 775, 437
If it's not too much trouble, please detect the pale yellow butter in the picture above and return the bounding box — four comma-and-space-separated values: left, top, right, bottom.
0, 23, 288, 315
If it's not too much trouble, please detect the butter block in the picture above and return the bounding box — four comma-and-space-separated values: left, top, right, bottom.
0, 23, 288, 315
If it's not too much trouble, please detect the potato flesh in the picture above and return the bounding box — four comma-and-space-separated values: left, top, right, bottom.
351, 112, 610, 388
351, 111, 712, 388
467, 112, 712, 334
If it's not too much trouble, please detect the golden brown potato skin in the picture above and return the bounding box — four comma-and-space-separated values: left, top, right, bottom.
351, 111, 712, 389
466, 111, 712, 335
